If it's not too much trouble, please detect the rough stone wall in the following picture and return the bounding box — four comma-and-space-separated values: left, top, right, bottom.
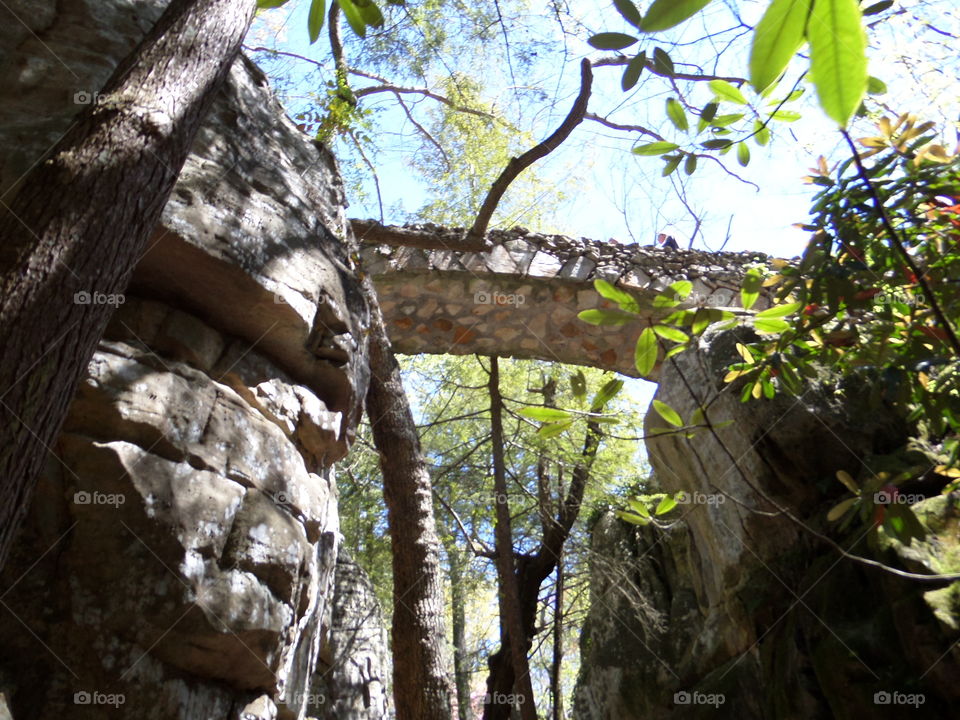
361, 222, 770, 377
0, 1, 387, 719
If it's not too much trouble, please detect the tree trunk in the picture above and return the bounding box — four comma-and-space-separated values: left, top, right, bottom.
485, 357, 537, 720
0, 0, 256, 570
363, 279, 454, 720
447, 539, 473, 720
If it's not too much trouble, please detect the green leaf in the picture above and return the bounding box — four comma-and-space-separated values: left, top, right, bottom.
307, 0, 327, 42
591, 378, 624, 412
635, 327, 658, 376
670, 280, 693, 298
640, 0, 713, 32
710, 113, 744, 127
622, 52, 646, 90
754, 317, 791, 333
863, 0, 893, 15
588, 32, 638, 50
655, 495, 678, 514
653, 399, 684, 427
652, 47, 674, 76
633, 141, 680, 156
338, 0, 368, 36
749, 0, 811, 93
741, 268, 762, 309
616, 510, 651, 525
613, 0, 644, 28
827, 496, 857, 521
627, 498, 651, 517
737, 142, 750, 167
662, 154, 682, 176
653, 293, 680, 308
867, 76, 887, 95
539, 420, 573, 438
653, 325, 689, 343
356, 0, 384, 27
709, 79, 748, 104
691, 307, 711, 335
756, 302, 801, 317
771, 110, 801, 121
684, 154, 698, 175
595, 279, 639, 312
257, 0, 291, 7
666, 98, 689, 132
701, 138, 733, 150
578, 308, 637, 325
807, 0, 868, 127
754, 120, 771, 145
519, 407, 573, 422
571, 370, 587, 399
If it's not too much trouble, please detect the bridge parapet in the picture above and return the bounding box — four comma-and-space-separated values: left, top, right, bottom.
358, 222, 771, 377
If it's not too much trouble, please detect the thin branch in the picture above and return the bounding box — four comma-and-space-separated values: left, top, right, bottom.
584, 112, 663, 140
350, 69, 501, 122
348, 130, 384, 223
394, 93, 451, 172
468, 58, 593, 242
592, 55, 746, 84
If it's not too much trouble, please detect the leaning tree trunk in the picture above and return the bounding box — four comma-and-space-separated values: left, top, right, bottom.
0, 0, 257, 570
363, 277, 454, 720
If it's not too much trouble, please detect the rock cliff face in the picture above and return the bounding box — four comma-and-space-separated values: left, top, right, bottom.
573, 327, 960, 719
0, 2, 387, 719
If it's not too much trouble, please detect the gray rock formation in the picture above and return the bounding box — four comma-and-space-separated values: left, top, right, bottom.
573, 326, 960, 719
0, 1, 386, 719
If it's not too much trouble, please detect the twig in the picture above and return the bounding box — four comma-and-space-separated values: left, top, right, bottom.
841, 129, 960, 357
348, 130, 384, 223
584, 112, 663, 140
592, 55, 746, 84
467, 58, 593, 243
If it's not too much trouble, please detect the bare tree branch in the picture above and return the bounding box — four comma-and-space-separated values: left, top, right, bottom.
592, 55, 746, 84
584, 112, 663, 140
468, 58, 593, 242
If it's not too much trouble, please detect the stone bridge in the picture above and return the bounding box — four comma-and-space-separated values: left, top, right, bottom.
356, 220, 769, 377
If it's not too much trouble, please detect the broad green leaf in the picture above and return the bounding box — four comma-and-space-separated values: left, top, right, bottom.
835, 469, 859, 492
691, 307, 711, 335
595, 278, 640, 312
863, 0, 893, 15
627, 498, 651, 517
519, 407, 573, 422
827, 496, 857, 521
710, 113, 744, 127
735, 342, 754, 363
588, 32, 638, 50
655, 495, 678, 514
307, 0, 326, 42
684, 154, 698, 175
666, 98, 689, 132
807, 0, 868, 127
652, 47, 674, 75
754, 317, 791, 333
697, 101, 719, 132
662, 155, 682, 176
257, 0, 291, 7
653, 399, 683, 427
737, 142, 750, 167
701, 138, 733, 150
622, 52, 646, 90
578, 308, 636, 325
771, 110, 801, 121
756, 302, 801, 317
653, 325, 689, 343
709, 79, 748, 104
653, 293, 680, 308
591, 378, 624, 411
670, 280, 693, 299
356, 0, 384, 27
339, 0, 368, 36
741, 268, 762, 309
754, 120, 771, 145
749, 0, 811, 93
664, 344, 687, 360
867, 76, 887, 95
613, 0, 643, 28
539, 420, 574, 438
616, 510, 651, 525
633, 141, 680, 156
635, 327, 658, 375
640, 0, 713, 32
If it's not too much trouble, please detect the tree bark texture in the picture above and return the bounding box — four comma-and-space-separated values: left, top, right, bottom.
0, 0, 257, 570
363, 275, 454, 720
